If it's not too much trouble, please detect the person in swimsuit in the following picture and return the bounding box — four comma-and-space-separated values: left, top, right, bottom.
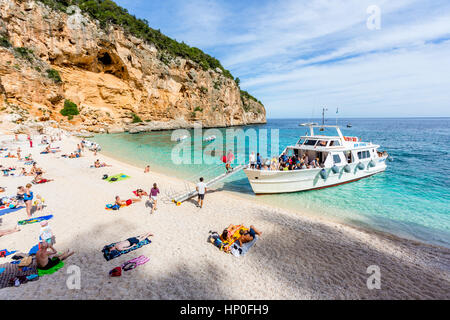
36, 242, 74, 270
238, 225, 262, 247
24, 183, 33, 218
135, 189, 148, 198
0, 226, 20, 237
115, 196, 141, 207
110, 233, 154, 251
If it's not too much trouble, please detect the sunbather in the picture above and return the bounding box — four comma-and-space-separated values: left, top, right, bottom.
115, 196, 141, 207
94, 159, 110, 168
135, 189, 148, 198
110, 233, 154, 251
0, 226, 20, 237
36, 242, 75, 270
238, 225, 262, 246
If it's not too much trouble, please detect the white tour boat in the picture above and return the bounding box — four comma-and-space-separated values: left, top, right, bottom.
243, 125, 388, 194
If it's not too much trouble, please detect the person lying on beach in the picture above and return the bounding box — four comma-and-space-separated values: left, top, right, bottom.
134, 189, 148, 198
0, 226, 20, 237
19, 168, 30, 176
6, 152, 16, 158
0, 187, 5, 193
110, 233, 154, 251
94, 159, 111, 168
36, 242, 74, 270
238, 226, 262, 246
115, 196, 141, 207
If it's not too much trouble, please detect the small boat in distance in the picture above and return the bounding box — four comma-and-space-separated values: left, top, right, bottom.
347, 124, 352, 128
299, 122, 318, 126
243, 124, 389, 194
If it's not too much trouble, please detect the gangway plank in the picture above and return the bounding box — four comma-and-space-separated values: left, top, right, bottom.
172, 164, 247, 205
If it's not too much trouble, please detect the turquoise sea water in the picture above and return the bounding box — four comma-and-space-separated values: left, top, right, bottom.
92, 118, 450, 247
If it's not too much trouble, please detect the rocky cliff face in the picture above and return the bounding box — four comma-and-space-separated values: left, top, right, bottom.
0, 0, 266, 133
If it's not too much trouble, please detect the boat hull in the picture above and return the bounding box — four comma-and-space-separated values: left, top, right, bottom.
243, 158, 387, 194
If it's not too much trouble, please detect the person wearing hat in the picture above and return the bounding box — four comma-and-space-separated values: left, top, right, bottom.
39, 221, 56, 254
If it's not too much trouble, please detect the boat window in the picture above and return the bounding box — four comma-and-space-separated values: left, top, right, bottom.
318, 141, 327, 147
357, 151, 371, 159
297, 139, 304, 145
333, 155, 341, 164
304, 140, 317, 146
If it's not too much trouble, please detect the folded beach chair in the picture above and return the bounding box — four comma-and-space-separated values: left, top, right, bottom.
102, 238, 151, 261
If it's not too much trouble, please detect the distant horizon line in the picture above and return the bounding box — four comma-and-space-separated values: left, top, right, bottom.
266, 116, 450, 120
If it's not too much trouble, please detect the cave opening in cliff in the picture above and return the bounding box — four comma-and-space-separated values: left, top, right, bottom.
98, 52, 112, 66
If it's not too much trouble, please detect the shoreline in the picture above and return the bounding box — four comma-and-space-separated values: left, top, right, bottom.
0, 132, 448, 299
94, 139, 448, 251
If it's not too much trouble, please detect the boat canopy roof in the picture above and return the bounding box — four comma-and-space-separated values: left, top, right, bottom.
289, 125, 380, 152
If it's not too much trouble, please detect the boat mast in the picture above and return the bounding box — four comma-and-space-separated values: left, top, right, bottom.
321, 107, 328, 131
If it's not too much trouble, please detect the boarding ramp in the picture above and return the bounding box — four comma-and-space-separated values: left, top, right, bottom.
168, 164, 247, 205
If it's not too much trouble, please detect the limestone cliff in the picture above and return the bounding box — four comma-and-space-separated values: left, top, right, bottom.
0, 0, 266, 133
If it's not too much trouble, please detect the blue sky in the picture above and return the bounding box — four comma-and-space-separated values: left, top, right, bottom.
115, 0, 450, 118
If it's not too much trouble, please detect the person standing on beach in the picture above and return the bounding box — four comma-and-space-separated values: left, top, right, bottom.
24, 183, 34, 218
150, 183, 160, 214
144, 165, 150, 173
27, 135, 33, 148
196, 177, 207, 208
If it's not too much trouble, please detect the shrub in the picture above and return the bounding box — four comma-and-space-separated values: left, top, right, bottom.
60, 100, 79, 117
131, 113, 142, 123
0, 36, 11, 48
14, 47, 34, 62
46, 69, 62, 83
194, 107, 203, 112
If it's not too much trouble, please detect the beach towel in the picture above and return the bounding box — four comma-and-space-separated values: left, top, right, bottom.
0, 249, 17, 258
105, 174, 130, 183
102, 238, 151, 261
105, 204, 122, 211
18, 215, 53, 226
37, 259, 64, 276
28, 244, 39, 255
0, 259, 38, 289
0, 206, 25, 217
121, 255, 150, 271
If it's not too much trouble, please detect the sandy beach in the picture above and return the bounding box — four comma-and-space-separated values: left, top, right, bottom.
0, 131, 449, 300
